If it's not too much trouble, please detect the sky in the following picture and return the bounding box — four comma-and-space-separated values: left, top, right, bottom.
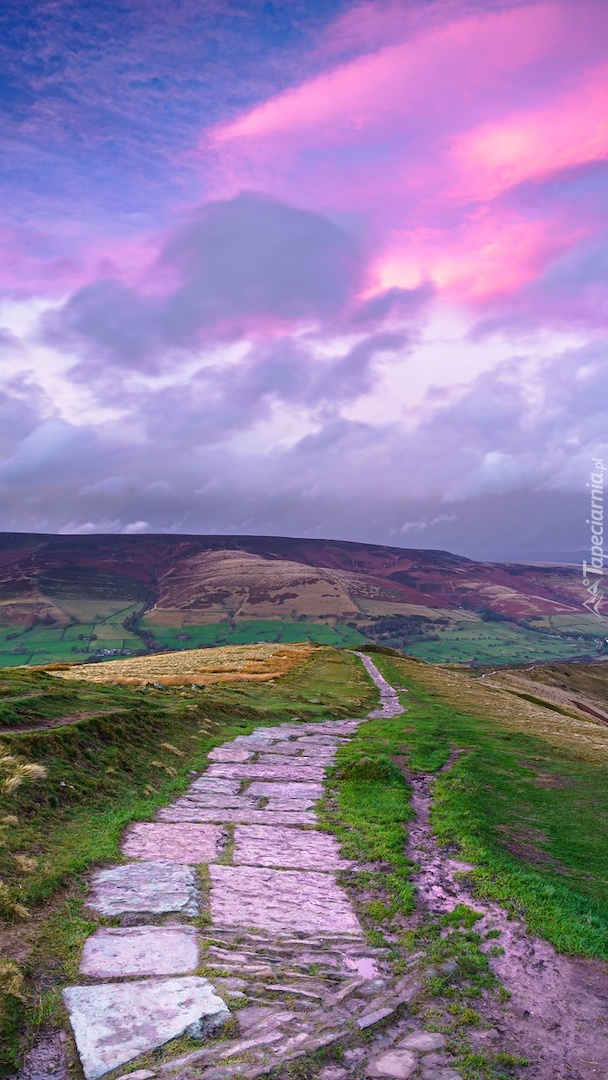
1, 0, 607, 557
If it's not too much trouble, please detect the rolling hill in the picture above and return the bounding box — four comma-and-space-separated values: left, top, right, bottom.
0, 531, 605, 667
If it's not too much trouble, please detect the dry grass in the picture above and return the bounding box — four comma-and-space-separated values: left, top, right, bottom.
50, 641, 314, 687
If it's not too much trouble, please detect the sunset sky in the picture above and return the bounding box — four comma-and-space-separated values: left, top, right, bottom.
1, 0, 607, 556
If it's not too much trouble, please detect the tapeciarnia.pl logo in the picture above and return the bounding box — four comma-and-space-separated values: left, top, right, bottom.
582, 457, 605, 619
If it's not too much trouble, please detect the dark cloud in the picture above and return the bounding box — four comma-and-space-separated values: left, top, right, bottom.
351, 283, 435, 324
43, 194, 364, 370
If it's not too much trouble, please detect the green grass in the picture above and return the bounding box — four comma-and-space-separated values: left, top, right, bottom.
142, 619, 366, 652
0, 646, 375, 1070
367, 653, 608, 959
0, 618, 367, 667
321, 715, 525, 1080
0, 609, 142, 667
407, 619, 599, 666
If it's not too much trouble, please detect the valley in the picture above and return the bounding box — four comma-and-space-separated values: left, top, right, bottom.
0, 533, 605, 668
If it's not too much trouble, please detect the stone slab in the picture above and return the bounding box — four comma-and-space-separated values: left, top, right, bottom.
158, 806, 316, 826
233, 825, 350, 871
367, 1049, 418, 1078
263, 798, 318, 811
210, 864, 362, 935
256, 752, 335, 766
169, 795, 257, 810
205, 763, 326, 782
63, 976, 228, 1080
207, 747, 254, 763
246, 781, 324, 800
398, 1032, 446, 1052
80, 925, 199, 977
122, 822, 223, 863
189, 777, 241, 795
88, 862, 198, 917
257, 742, 301, 755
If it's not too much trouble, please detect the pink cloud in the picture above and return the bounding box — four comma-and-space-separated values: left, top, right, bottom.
452, 63, 608, 199
205, 0, 608, 311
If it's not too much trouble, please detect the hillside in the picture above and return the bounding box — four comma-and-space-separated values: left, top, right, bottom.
2, 645, 608, 1079
0, 532, 605, 667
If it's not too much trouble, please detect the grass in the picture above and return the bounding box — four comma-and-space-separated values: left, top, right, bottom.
365, 652, 608, 959
407, 620, 600, 666
141, 618, 366, 651
320, 722, 527, 1079
0, 645, 375, 1072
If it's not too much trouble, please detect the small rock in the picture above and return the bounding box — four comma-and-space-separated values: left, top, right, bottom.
115, 1071, 156, 1080
344, 1048, 366, 1064
215, 977, 247, 992
367, 1049, 418, 1078
358, 978, 387, 996
319, 1068, 348, 1080
421, 1070, 462, 1080
439, 961, 458, 975
423, 967, 438, 979
357, 1006, 395, 1029
237, 1006, 279, 1032
398, 1032, 446, 1053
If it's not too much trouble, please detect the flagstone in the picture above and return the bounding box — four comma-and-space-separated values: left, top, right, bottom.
88, 862, 198, 917
63, 977, 228, 1080
233, 825, 350, 871
158, 806, 316, 825
207, 747, 254, 763
209, 864, 362, 935
122, 822, 223, 863
80, 925, 199, 978
205, 763, 326, 781
246, 781, 324, 800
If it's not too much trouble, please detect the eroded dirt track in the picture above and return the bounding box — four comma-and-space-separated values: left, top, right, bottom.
409, 768, 608, 1079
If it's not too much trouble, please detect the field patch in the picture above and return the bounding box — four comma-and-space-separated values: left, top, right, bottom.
52, 641, 315, 686
407, 618, 599, 665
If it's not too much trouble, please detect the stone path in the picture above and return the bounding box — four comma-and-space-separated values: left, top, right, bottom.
61, 654, 461, 1080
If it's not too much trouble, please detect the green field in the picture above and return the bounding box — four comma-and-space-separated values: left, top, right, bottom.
141, 618, 366, 652
407, 619, 601, 665
0, 603, 143, 667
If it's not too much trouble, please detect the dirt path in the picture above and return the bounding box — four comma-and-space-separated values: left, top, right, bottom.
0, 709, 123, 735
408, 764, 608, 1079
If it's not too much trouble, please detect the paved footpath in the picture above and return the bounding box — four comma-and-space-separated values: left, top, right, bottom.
63, 655, 455, 1080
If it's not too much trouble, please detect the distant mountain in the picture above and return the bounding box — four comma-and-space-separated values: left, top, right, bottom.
0, 533, 605, 667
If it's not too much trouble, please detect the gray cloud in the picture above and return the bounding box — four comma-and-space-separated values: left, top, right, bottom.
43, 194, 364, 371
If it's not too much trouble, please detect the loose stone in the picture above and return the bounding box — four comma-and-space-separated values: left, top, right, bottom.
366, 1049, 418, 1078
398, 1032, 446, 1052
357, 1005, 396, 1029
